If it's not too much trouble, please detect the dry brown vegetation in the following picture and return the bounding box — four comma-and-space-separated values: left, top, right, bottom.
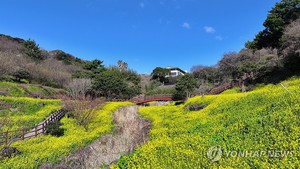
282, 18, 300, 55
0, 34, 84, 88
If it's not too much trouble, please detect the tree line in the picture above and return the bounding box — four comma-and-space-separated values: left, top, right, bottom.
191, 0, 300, 93
0, 35, 141, 100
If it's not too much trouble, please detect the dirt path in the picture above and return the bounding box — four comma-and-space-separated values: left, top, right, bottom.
40, 106, 151, 169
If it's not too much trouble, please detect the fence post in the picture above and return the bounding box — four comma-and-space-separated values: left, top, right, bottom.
22, 128, 25, 140
35, 126, 38, 137
5, 130, 8, 145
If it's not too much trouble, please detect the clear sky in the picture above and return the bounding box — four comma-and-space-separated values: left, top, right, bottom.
0, 0, 280, 74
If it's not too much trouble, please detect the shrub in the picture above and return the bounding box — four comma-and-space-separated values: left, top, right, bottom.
0, 147, 20, 159
45, 121, 64, 137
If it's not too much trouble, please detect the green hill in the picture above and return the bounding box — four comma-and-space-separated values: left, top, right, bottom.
0, 81, 64, 98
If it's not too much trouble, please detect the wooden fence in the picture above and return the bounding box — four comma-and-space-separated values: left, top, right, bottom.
0, 110, 65, 145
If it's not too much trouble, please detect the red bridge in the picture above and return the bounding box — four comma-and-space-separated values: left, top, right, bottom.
130, 94, 174, 104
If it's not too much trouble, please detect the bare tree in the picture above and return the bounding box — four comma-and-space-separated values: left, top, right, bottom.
0, 52, 15, 78
281, 18, 300, 56
117, 60, 128, 72
0, 51, 31, 79
66, 78, 92, 99
61, 96, 104, 131
26, 58, 82, 87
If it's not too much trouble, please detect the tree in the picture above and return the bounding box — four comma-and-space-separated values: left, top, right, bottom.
246, 0, 300, 49
117, 60, 128, 72
84, 59, 104, 71
175, 74, 198, 100
281, 18, 300, 55
22, 39, 44, 60
281, 18, 300, 71
218, 52, 240, 80
66, 78, 92, 99
93, 70, 128, 100
61, 96, 103, 132
0, 52, 15, 79
191, 65, 219, 83
12, 70, 31, 82
151, 67, 170, 84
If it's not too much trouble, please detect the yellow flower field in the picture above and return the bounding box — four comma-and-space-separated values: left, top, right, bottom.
0, 101, 132, 169
114, 77, 300, 168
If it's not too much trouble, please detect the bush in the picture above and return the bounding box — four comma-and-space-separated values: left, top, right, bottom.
45, 121, 64, 137
12, 70, 31, 82
184, 103, 207, 111
0, 147, 20, 159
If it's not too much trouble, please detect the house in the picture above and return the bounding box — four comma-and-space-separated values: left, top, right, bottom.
165, 67, 186, 77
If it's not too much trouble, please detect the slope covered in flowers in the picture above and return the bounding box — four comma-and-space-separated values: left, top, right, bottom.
0, 102, 132, 169
115, 77, 300, 168
0, 96, 61, 131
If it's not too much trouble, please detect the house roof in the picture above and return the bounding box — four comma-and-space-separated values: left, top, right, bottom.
165, 67, 186, 74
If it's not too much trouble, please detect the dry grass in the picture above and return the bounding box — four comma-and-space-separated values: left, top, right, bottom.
41, 106, 151, 169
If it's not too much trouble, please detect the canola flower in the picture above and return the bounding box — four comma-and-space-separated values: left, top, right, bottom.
0, 101, 132, 169
114, 77, 300, 169
0, 96, 61, 131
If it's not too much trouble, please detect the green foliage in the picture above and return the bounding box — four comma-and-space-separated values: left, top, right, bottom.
0, 81, 61, 98
25, 85, 51, 96
22, 39, 44, 60
246, 0, 300, 49
83, 59, 105, 71
93, 70, 128, 100
45, 121, 64, 137
113, 77, 300, 168
53, 51, 74, 63
0, 82, 27, 97
237, 62, 259, 76
146, 88, 176, 96
151, 67, 170, 83
12, 70, 31, 83
93, 70, 140, 100
175, 73, 198, 99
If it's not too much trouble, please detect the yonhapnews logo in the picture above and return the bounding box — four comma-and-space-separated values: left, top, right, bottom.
207, 145, 222, 162
207, 145, 294, 162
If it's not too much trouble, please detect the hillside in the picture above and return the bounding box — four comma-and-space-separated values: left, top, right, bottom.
0, 34, 142, 99
0, 81, 64, 98
113, 77, 300, 168
0, 34, 96, 88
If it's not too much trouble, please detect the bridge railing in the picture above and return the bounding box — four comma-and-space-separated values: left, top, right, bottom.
130, 94, 173, 104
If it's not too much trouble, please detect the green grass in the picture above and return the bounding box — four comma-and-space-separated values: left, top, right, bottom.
0, 81, 63, 98
113, 77, 300, 168
25, 85, 51, 96
0, 82, 26, 97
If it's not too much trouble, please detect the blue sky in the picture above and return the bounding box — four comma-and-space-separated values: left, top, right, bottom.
0, 0, 279, 74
